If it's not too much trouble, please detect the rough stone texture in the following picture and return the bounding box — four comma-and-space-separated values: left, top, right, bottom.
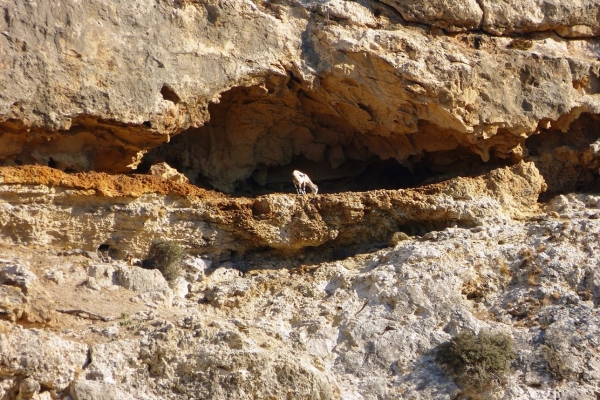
141, 24, 600, 191
113, 265, 174, 307
148, 162, 189, 184
0, 285, 25, 322
1, 0, 600, 192
15, 377, 41, 400
379, 0, 483, 32
0, 0, 287, 171
3, 189, 600, 399
70, 380, 136, 400
481, 0, 600, 37
0, 264, 38, 294
1, 1, 600, 399
0, 263, 56, 325
0, 325, 88, 392
0, 162, 545, 258
115, 266, 171, 294
379, 0, 600, 36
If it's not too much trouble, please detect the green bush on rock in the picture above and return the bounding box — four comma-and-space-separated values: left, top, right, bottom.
436, 331, 515, 392
142, 239, 183, 282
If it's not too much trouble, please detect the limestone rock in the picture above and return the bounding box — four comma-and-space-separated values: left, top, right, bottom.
0, 264, 38, 294
0, 263, 56, 325
0, 0, 288, 171
0, 163, 545, 257
115, 266, 170, 294
43, 270, 64, 285
115, 265, 173, 307
70, 380, 136, 400
1, 191, 600, 398
0, 326, 88, 392
85, 340, 142, 386
148, 162, 189, 184
208, 265, 243, 284
183, 256, 210, 282
388, 231, 411, 247
0, 285, 25, 322
380, 0, 483, 31
132, 320, 337, 399
86, 264, 117, 289
204, 276, 252, 308
1, 0, 600, 192
15, 377, 40, 400
481, 0, 600, 37
1, 1, 600, 397
171, 277, 189, 300
317, 0, 381, 28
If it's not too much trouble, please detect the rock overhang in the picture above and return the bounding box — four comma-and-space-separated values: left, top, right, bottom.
0, 0, 599, 195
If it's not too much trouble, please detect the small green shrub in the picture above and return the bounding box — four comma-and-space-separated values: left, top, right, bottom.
436, 331, 515, 391
118, 312, 131, 326
543, 343, 574, 381
142, 239, 183, 281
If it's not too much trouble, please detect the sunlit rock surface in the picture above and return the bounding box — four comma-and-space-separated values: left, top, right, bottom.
1, 0, 600, 191
1, 0, 600, 399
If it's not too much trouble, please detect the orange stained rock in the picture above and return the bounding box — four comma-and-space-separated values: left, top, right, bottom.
0, 165, 224, 199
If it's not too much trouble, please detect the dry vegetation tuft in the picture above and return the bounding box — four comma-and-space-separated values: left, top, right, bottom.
142, 239, 183, 281
436, 331, 515, 393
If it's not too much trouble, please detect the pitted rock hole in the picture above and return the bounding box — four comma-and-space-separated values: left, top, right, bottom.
160, 85, 181, 104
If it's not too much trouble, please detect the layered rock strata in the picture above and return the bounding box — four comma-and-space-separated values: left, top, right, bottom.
0, 162, 544, 258
1, 0, 600, 399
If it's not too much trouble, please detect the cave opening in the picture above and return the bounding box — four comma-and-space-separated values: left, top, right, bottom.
140, 74, 516, 195
3, 73, 597, 198
525, 112, 600, 198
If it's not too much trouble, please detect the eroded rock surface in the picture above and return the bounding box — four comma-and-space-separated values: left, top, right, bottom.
0, 0, 288, 171
0, 325, 88, 392
0, 162, 545, 258
1, 188, 600, 399
1, 0, 599, 192
1, 0, 600, 399
481, 0, 600, 37
379, 0, 483, 32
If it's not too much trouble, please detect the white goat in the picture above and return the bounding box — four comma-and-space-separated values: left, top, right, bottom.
292, 170, 318, 195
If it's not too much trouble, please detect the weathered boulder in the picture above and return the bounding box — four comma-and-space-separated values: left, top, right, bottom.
115, 265, 173, 307
115, 266, 170, 293
0, 286, 25, 322
70, 380, 136, 400
148, 162, 189, 184
0, 264, 38, 294
379, 0, 483, 31
0, 326, 88, 392
86, 264, 117, 289
0, 263, 56, 325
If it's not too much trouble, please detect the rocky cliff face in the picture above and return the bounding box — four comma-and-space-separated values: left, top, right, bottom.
1, 0, 600, 399
2, 0, 600, 192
